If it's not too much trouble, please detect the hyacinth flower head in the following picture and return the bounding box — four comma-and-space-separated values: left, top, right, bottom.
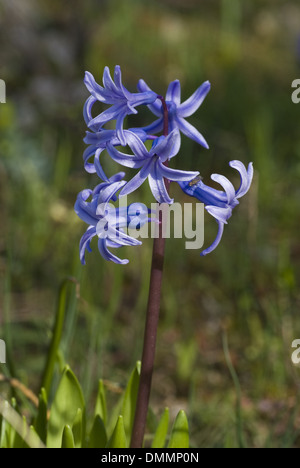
77, 64, 253, 265
84, 65, 157, 146
138, 78, 211, 149
179, 160, 254, 256
74, 173, 152, 265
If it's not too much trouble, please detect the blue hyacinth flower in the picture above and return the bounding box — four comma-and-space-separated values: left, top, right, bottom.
137, 78, 211, 149
107, 129, 200, 204
84, 65, 157, 146
74, 173, 151, 265
179, 160, 253, 256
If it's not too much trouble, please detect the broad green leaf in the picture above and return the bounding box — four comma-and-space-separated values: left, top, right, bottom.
107, 362, 141, 437
72, 408, 83, 448
61, 425, 75, 448
106, 416, 127, 449
33, 388, 48, 444
168, 410, 189, 449
94, 379, 107, 426
88, 415, 107, 448
47, 366, 85, 448
151, 407, 169, 448
121, 361, 141, 440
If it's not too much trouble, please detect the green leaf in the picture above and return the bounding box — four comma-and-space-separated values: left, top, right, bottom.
121, 361, 141, 440
47, 366, 85, 448
151, 407, 169, 448
72, 408, 83, 449
168, 410, 189, 449
33, 388, 48, 444
94, 379, 107, 426
0, 401, 12, 448
61, 425, 75, 448
88, 415, 107, 448
41, 279, 76, 397
0, 410, 8, 448
106, 416, 127, 448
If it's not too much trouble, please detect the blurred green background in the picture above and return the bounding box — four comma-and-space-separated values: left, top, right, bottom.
1, 0, 300, 448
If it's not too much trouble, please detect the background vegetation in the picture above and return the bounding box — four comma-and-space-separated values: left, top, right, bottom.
1, 0, 300, 448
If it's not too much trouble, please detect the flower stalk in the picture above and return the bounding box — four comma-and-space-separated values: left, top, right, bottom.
130, 97, 169, 448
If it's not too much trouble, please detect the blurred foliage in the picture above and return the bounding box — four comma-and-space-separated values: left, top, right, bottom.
0, 363, 189, 448
1, 0, 300, 448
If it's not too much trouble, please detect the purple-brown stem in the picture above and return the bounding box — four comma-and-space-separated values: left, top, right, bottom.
130, 97, 169, 448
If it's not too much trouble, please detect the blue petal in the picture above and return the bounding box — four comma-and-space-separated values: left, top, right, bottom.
83, 129, 115, 146
90, 172, 126, 192
83, 146, 97, 174
107, 141, 147, 169
157, 160, 199, 182
108, 227, 142, 246
103, 66, 121, 96
125, 131, 150, 158
79, 226, 97, 264
88, 104, 126, 129
107, 172, 126, 183
113, 65, 123, 90
91, 173, 125, 204
211, 174, 236, 204
96, 180, 126, 208
137, 79, 162, 116
98, 238, 129, 265
94, 148, 109, 181
116, 109, 130, 146
178, 81, 211, 118
148, 162, 173, 204
229, 161, 254, 198
168, 114, 181, 136
84, 72, 106, 102
200, 220, 224, 257
126, 128, 148, 142
120, 158, 154, 197
114, 65, 132, 100
130, 91, 158, 107
206, 205, 232, 224
141, 117, 164, 135
149, 130, 180, 161
176, 116, 209, 149
83, 96, 98, 131
75, 190, 99, 226
178, 179, 228, 207
166, 80, 181, 106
